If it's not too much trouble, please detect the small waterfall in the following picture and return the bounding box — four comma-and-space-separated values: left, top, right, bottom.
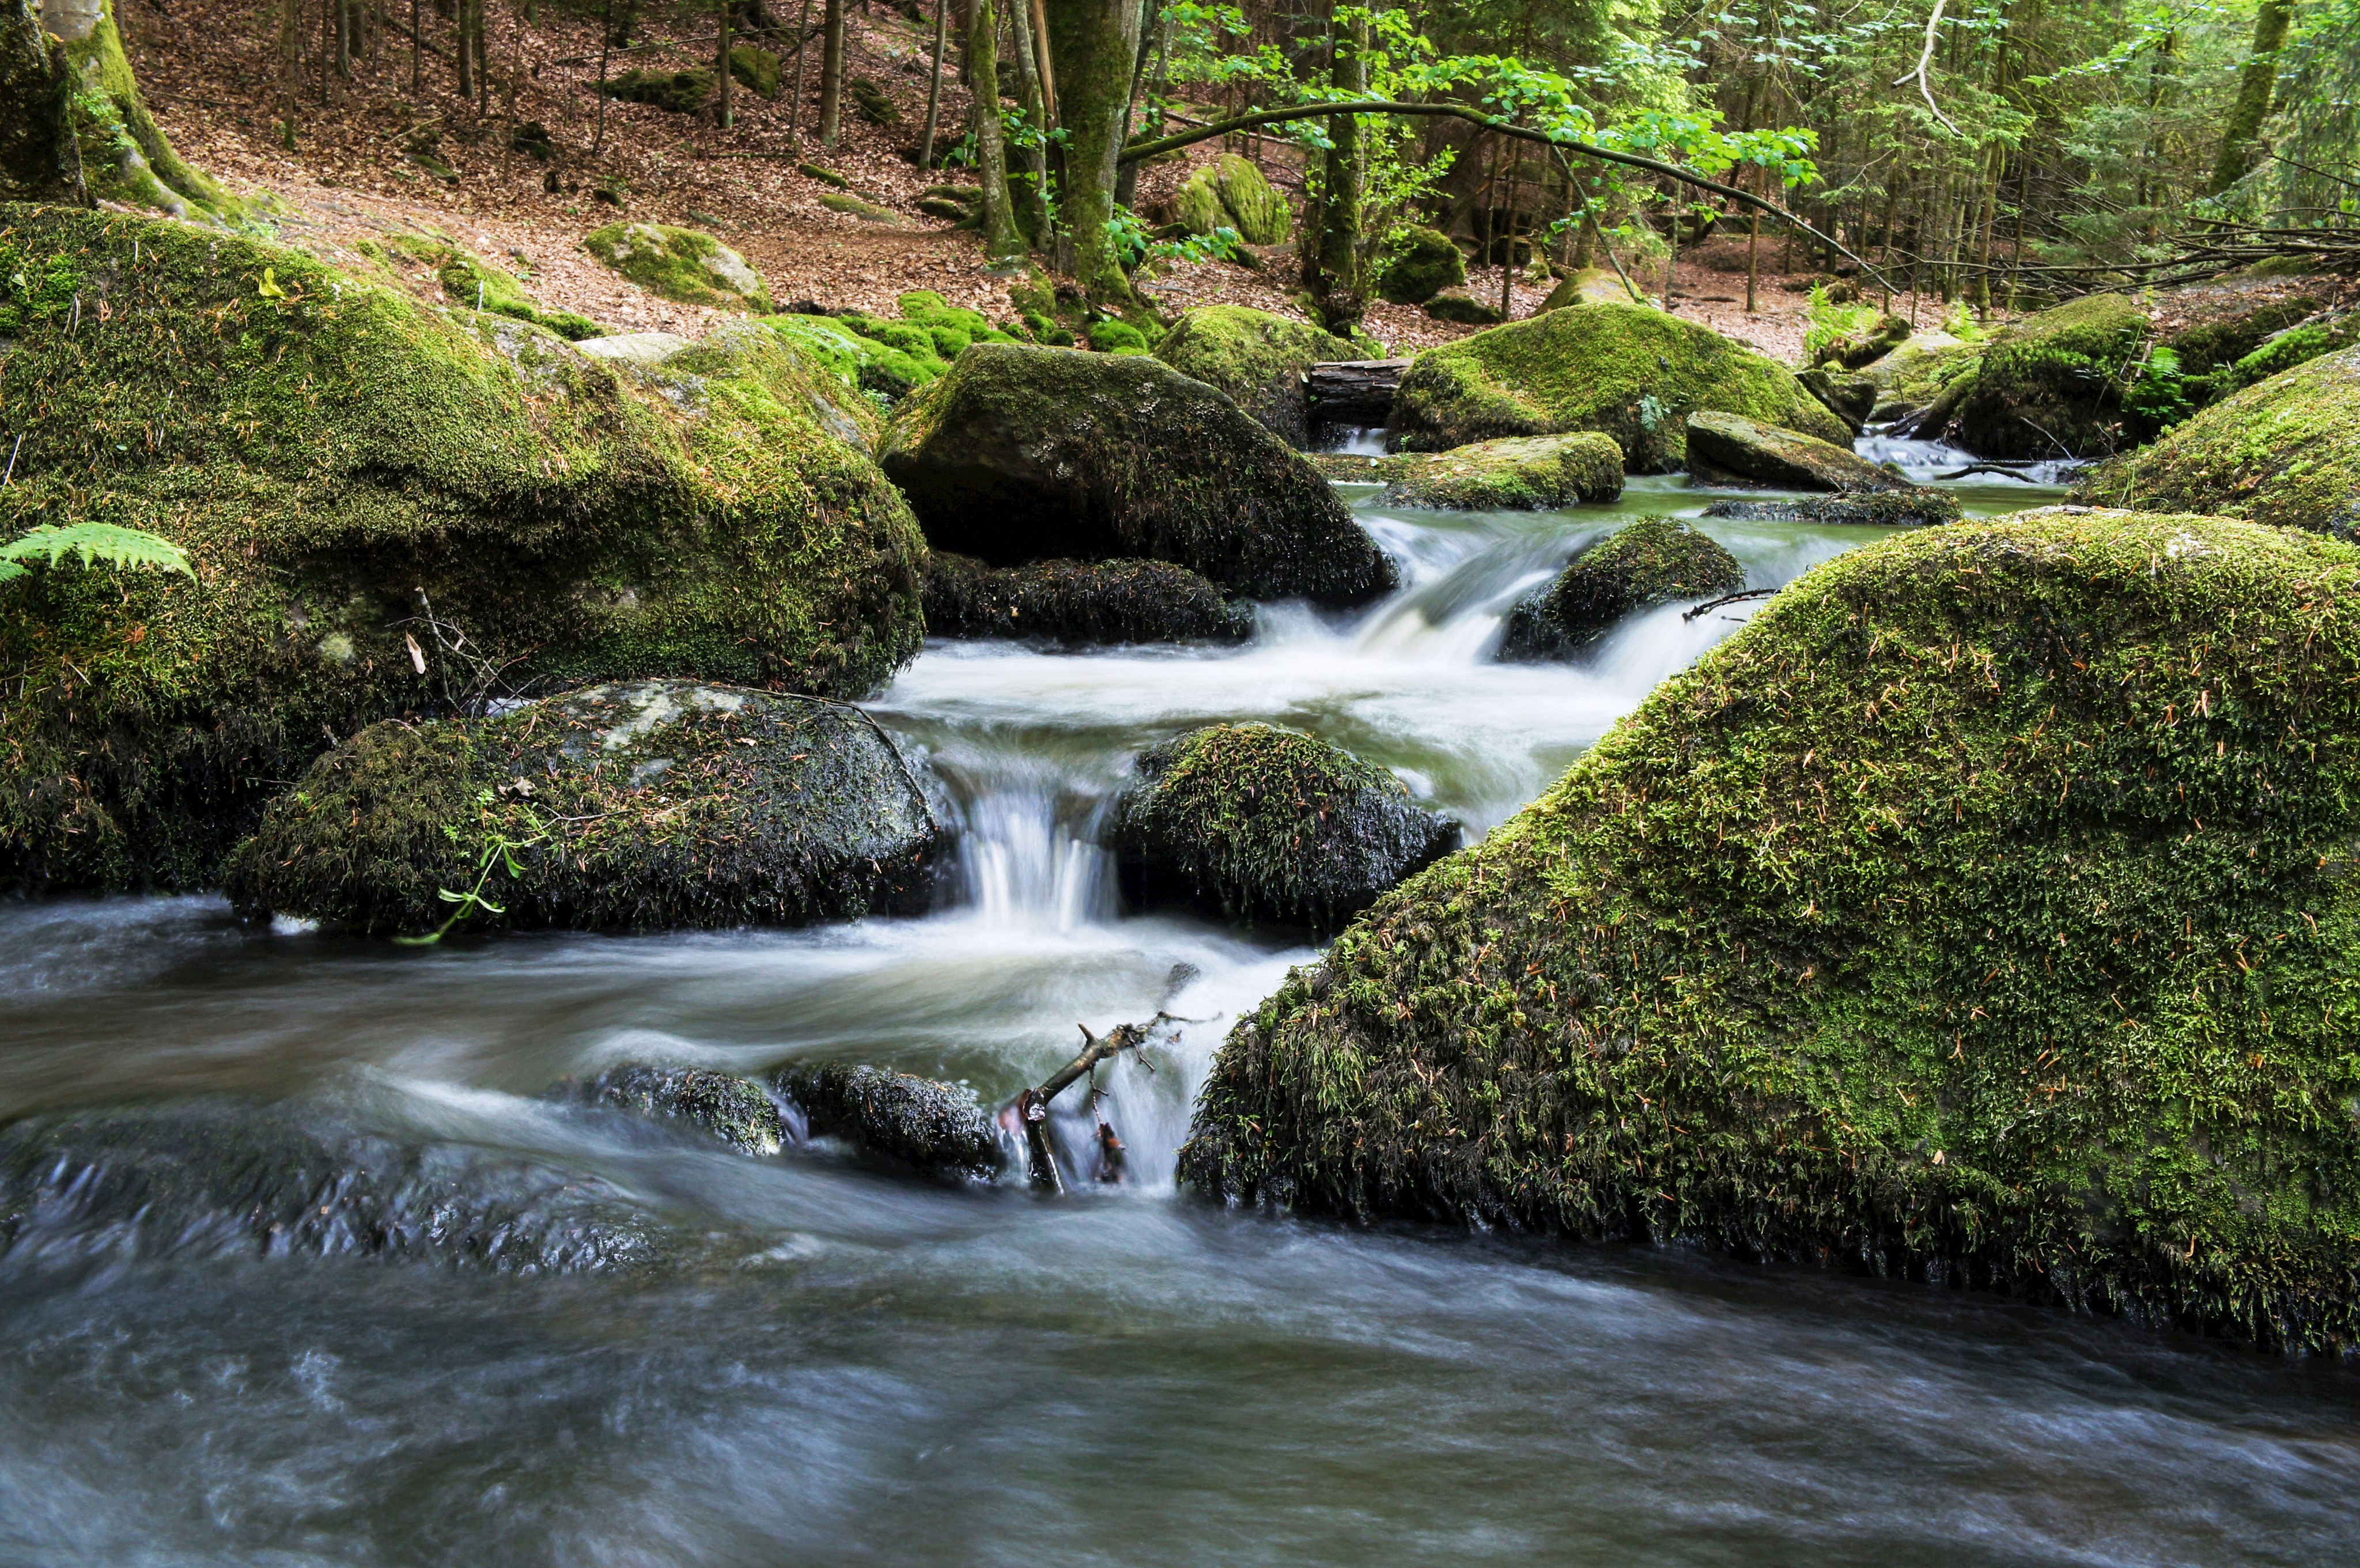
950, 762, 1118, 933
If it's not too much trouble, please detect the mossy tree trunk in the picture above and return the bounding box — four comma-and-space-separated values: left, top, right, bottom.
44, 0, 237, 221
2207, 0, 2293, 195
1308, 6, 1366, 334
1004, 0, 1053, 250
965, 0, 1026, 262
1043, 0, 1143, 303
0, 0, 88, 204
819, 0, 844, 145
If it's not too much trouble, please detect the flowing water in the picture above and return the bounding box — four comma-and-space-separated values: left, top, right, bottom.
5, 475, 2357, 1567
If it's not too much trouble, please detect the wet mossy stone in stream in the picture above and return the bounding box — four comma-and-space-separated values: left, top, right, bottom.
924, 553, 1253, 645
1388, 301, 1852, 470
1796, 368, 1876, 433
224, 680, 947, 937
2071, 344, 2360, 541
1683, 411, 1912, 493
561, 1066, 787, 1155
1704, 492, 1962, 528
0, 1098, 669, 1273
1374, 433, 1624, 511
1152, 305, 1363, 449
1374, 226, 1465, 306
583, 221, 773, 312
1181, 506, 2360, 1354
1106, 724, 1462, 932
0, 209, 926, 895
774, 1063, 1003, 1177
1497, 517, 1745, 661
878, 344, 1398, 605
1954, 293, 2153, 459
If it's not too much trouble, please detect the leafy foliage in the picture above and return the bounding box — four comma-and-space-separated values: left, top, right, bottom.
0, 522, 195, 585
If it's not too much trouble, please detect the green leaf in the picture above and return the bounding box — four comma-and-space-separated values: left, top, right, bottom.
0, 523, 196, 580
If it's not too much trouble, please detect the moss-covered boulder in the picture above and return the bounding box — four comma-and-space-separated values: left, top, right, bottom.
562, 1066, 788, 1154
728, 44, 781, 98
1171, 154, 1290, 246
1538, 267, 1629, 311
1374, 434, 1624, 511
584, 221, 773, 312
1863, 331, 1983, 422
600, 68, 714, 113
1153, 305, 1363, 448
1108, 724, 1460, 931
1704, 493, 1963, 528
1421, 291, 1504, 325
1497, 517, 1744, 661
1375, 226, 1465, 306
1182, 506, 2360, 1353
2228, 311, 2359, 390
225, 680, 944, 937
0, 211, 925, 893
923, 554, 1253, 645
2166, 293, 2322, 382
878, 344, 1397, 605
2071, 344, 2360, 540
1389, 302, 1852, 469
1796, 368, 1877, 433
1953, 293, 2152, 458
1684, 411, 1909, 493
774, 1063, 1003, 1177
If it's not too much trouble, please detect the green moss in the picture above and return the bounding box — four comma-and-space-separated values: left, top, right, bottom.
727, 44, 781, 99
2168, 296, 2322, 379
820, 190, 899, 223
1421, 292, 1505, 325
583, 221, 772, 312
1375, 226, 1464, 306
1498, 516, 1743, 659
600, 68, 713, 113
1109, 724, 1459, 930
1374, 434, 1624, 511
55, 0, 241, 224
2230, 313, 2359, 388
1153, 305, 1363, 448
1807, 309, 1909, 371
1184, 507, 2360, 1354
923, 552, 1253, 644
0, 206, 926, 892
565, 1065, 786, 1154
849, 77, 900, 126
1390, 301, 1852, 469
1087, 319, 1149, 354
2073, 344, 2360, 540
773, 1062, 1002, 1176
1957, 293, 2153, 459
225, 679, 944, 935
1684, 411, 1911, 493
1863, 332, 1983, 411
383, 233, 606, 340
1170, 154, 1289, 245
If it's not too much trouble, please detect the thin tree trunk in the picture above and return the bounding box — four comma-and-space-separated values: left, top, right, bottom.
716, 0, 732, 130
1027, 0, 1057, 123
593, 0, 611, 151
919, 0, 949, 165
1311, 2, 1366, 332
456, 0, 473, 100
1111, 0, 1157, 210
1746, 165, 1760, 314
1006, 0, 1051, 247
2208, 0, 2293, 195
410, 0, 420, 93
819, 0, 844, 145
788, 0, 812, 143
965, 0, 1026, 259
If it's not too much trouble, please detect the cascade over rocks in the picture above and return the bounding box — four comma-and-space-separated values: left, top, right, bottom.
2071, 344, 2360, 540
226, 680, 948, 937
1372, 434, 1625, 510
1183, 507, 2360, 1354
878, 344, 1398, 604
1152, 305, 1364, 449
1387, 301, 1851, 469
0, 209, 925, 893
1498, 518, 1745, 660
1107, 724, 1460, 932
923, 553, 1253, 645
774, 1063, 1004, 1177
1684, 411, 1913, 493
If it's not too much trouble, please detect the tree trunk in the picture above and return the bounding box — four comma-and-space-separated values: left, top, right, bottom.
786, 0, 811, 142
965, 0, 1025, 260
716, 0, 732, 129
1310, 5, 1366, 333
918, 0, 947, 165
456, 0, 474, 100
818, 0, 844, 145
1004, 0, 1052, 247
0, 0, 89, 204
1042, 0, 1144, 301
2207, 0, 2293, 195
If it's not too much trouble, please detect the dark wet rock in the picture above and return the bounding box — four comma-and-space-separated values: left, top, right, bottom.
1152, 305, 1364, 449
878, 344, 1398, 606
923, 554, 1253, 645
773, 1063, 1003, 1177
1954, 293, 2153, 459
226, 679, 947, 938
1684, 411, 1912, 493
1797, 368, 1877, 433
0, 1099, 665, 1273
1107, 724, 1461, 932
1498, 518, 1746, 660
1704, 493, 1963, 528
562, 1066, 786, 1155
1374, 434, 1625, 511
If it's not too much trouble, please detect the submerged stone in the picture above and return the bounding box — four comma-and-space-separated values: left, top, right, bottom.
878, 344, 1397, 605
924, 554, 1253, 645
1106, 724, 1461, 932
1374, 434, 1625, 510
1183, 506, 2360, 1354
1152, 305, 1364, 448
226, 680, 947, 937
1704, 493, 1963, 528
562, 1066, 787, 1156
1498, 517, 1745, 660
1388, 301, 1851, 469
774, 1063, 1003, 1177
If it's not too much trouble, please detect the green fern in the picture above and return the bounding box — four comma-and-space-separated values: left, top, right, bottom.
0, 522, 196, 584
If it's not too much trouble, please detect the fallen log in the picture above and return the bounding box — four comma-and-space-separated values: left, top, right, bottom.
1307, 359, 1410, 428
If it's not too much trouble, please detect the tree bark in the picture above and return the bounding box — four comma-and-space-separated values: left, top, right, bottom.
1042, 0, 1144, 301
716, 0, 732, 129
1310, 4, 1366, 334
965, 0, 1026, 260
818, 0, 844, 146
0, 0, 88, 204
2207, 0, 2293, 195
1004, 0, 1052, 248
918, 0, 947, 165
786, 0, 811, 142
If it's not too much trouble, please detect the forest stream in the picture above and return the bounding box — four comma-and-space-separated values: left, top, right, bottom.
5, 457, 2358, 1567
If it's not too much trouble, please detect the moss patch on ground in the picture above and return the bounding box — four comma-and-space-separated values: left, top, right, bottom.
1374, 434, 1625, 510
583, 221, 772, 312
1183, 506, 2360, 1354
923, 554, 1253, 645
1956, 293, 2152, 459
2071, 344, 2360, 540
1498, 517, 1744, 660
1389, 301, 1852, 469
1108, 724, 1461, 931
1153, 305, 1363, 448
366, 230, 604, 340
226, 679, 945, 936
766, 290, 1027, 402
0, 205, 926, 892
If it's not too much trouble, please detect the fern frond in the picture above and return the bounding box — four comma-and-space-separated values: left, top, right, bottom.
0, 523, 196, 582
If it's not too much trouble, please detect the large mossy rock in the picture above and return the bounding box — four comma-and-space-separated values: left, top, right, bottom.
1388, 302, 1852, 469
1108, 724, 1461, 932
0, 207, 926, 893
226, 680, 944, 937
584, 221, 773, 312
1498, 517, 1743, 661
1862, 330, 1982, 421
878, 344, 1397, 605
1374, 225, 1465, 306
923, 553, 1253, 645
2071, 344, 2360, 540
1684, 411, 1908, 492
1954, 293, 2151, 459
1183, 507, 2360, 1353
2166, 293, 2322, 382
1152, 305, 1362, 449
1171, 154, 1291, 246
1374, 433, 1624, 511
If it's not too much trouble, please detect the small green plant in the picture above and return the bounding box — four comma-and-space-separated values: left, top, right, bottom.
1802, 285, 1882, 365
394, 790, 549, 946
0, 522, 196, 585
2122, 343, 2192, 430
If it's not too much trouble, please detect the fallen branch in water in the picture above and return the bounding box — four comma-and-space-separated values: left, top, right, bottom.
1683, 588, 1776, 622
1012, 1013, 1192, 1192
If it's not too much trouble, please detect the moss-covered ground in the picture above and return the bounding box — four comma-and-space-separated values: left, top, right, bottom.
1185, 507, 2360, 1353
